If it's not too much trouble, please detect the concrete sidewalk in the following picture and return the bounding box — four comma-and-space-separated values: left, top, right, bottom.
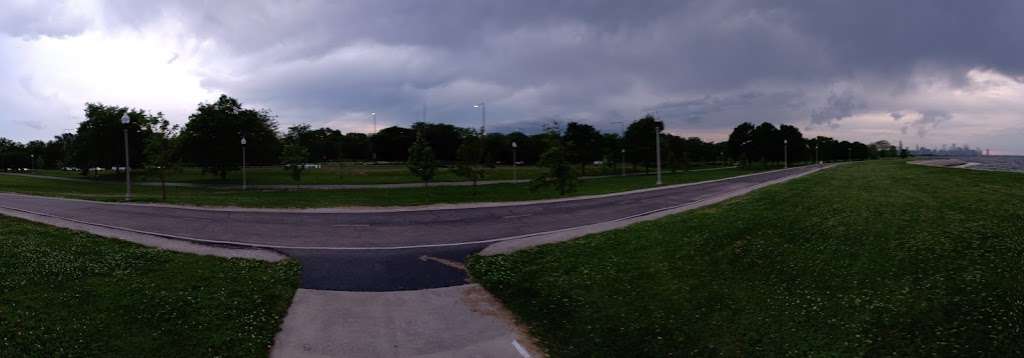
271, 285, 540, 358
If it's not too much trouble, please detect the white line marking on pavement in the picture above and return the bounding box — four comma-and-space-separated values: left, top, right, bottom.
331, 224, 370, 227
418, 255, 466, 271
501, 214, 532, 219
512, 339, 531, 358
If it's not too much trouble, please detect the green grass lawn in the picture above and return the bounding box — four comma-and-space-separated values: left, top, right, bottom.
31, 162, 724, 185
0, 215, 300, 357
468, 160, 1024, 357
0, 166, 766, 208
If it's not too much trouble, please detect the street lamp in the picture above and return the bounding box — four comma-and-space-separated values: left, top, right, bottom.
473, 103, 486, 136
240, 137, 247, 191
29, 154, 34, 171
784, 139, 789, 169
511, 141, 518, 181
121, 112, 132, 201
369, 112, 377, 163
815, 144, 819, 164
612, 121, 626, 176
655, 122, 662, 186
473, 103, 486, 161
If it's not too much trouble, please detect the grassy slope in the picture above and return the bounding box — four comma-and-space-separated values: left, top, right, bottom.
468, 161, 1024, 357
0, 167, 764, 208
0, 216, 300, 357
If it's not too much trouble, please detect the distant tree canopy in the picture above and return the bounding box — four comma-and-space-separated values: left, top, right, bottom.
178, 95, 281, 178
6, 93, 892, 176
624, 115, 665, 172
73, 103, 159, 173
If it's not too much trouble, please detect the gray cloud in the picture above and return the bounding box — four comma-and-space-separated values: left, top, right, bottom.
901, 110, 953, 137
809, 91, 865, 127
3, 0, 1024, 153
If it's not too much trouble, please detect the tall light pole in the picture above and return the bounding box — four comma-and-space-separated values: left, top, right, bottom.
784, 139, 789, 169
511, 141, 518, 181
655, 122, 663, 186
612, 121, 626, 176
369, 112, 377, 163
29, 154, 34, 171
241, 137, 247, 190
815, 144, 819, 164
121, 112, 132, 201
473, 103, 486, 161
473, 102, 486, 135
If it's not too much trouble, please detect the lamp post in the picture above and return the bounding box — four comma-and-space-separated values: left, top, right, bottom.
473, 102, 486, 136
784, 139, 788, 169
473, 103, 486, 162
29, 154, 34, 171
655, 123, 662, 186
511, 141, 518, 181
815, 144, 819, 164
612, 121, 626, 176
121, 112, 132, 201
369, 112, 377, 163
241, 137, 247, 191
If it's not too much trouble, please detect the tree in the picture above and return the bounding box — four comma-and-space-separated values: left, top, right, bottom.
178, 95, 280, 179
751, 122, 781, 165
73, 103, 158, 175
727, 122, 756, 166
374, 126, 417, 162
406, 131, 438, 187
412, 122, 468, 161
144, 116, 180, 201
779, 124, 806, 163
563, 122, 603, 174
280, 144, 309, 187
451, 135, 487, 190
531, 124, 578, 195
623, 115, 664, 173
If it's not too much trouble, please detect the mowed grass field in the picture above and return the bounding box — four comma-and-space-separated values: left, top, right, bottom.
31, 163, 718, 185
0, 166, 765, 208
468, 160, 1024, 356
0, 215, 300, 357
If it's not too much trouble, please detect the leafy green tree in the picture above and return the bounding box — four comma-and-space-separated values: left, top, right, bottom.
374, 126, 417, 162
178, 95, 280, 179
727, 122, 755, 166
452, 135, 487, 190
73, 103, 158, 175
623, 115, 664, 173
563, 122, 603, 174
143, 116, 180, 201
406, 131, 438, 187
280, 144, 309, 187
532, 125, 578, 195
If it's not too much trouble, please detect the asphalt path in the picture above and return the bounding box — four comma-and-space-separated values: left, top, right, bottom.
0, 165, 821, 291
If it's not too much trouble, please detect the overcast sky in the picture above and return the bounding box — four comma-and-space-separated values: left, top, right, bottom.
2, 0, 1022, 153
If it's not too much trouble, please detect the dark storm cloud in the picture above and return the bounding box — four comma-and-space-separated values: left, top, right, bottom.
4, 0, 1023, 147
901, 110, 954, 137
82, 0, 1024, 132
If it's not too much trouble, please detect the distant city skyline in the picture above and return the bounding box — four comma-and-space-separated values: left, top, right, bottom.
2, 1, 1023, 154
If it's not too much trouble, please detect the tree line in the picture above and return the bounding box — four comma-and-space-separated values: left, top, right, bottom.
2, 94, 902, 183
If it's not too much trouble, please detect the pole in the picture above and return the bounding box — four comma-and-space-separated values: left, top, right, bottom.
784, 140, 788, 169
123, 128, 131, 201
815, 144, 819, 164
370, 112, 377, 163
655, 125, 662, 185
242, 144, 247, 190
621, 149, 626, 176
512, 147, 517, 181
